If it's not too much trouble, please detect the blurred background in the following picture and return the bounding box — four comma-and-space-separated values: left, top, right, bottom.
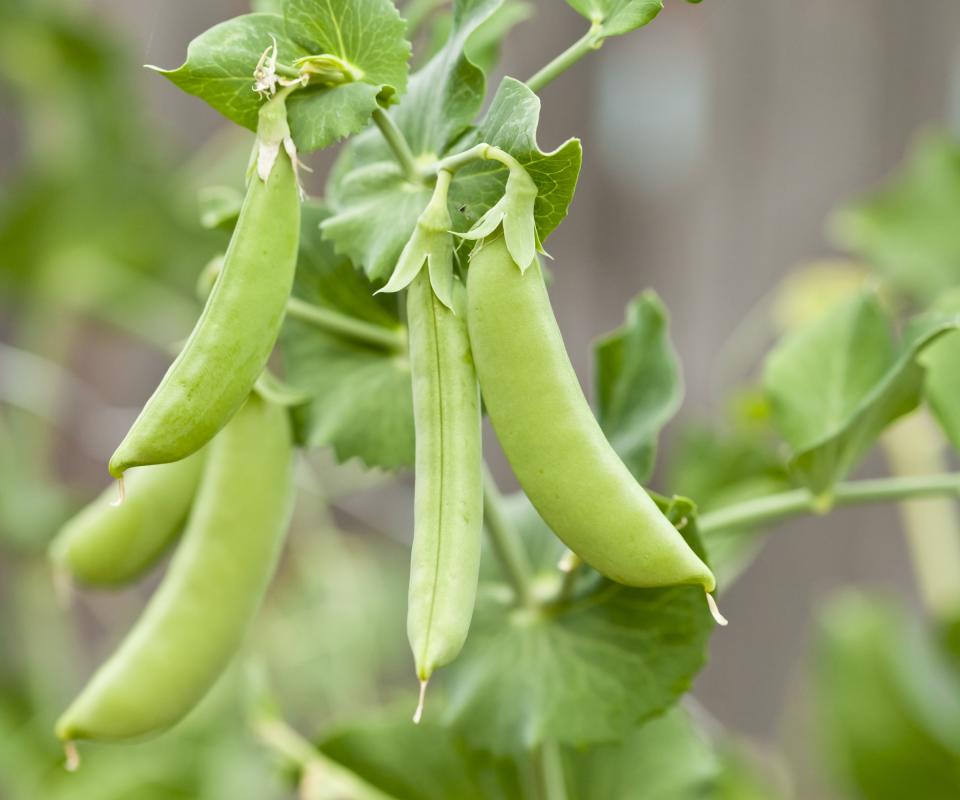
3, 0, 960, 797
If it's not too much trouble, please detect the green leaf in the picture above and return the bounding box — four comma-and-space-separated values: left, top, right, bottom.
450, 77, 582, 245
320, 717, 523, 800
594, 290, 682, 483
322, 164, 435, 283
763, 290, 958, 499
814, 592, 960, 800
444, 493, 714, 754
280, 203, 415, 468
156, 14, 302, 134
832, 132, 960, 303
921, 288, 960, 451
157, 1, 411, 153
565, 0, 663, 38
567, 708, 719, 800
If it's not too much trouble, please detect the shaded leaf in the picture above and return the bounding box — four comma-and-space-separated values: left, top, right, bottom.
567, 708, 719, 800
595, 290, 682, 482
280, 203, 414, 468
320, 717, 524, 800
444, 493, 714, 754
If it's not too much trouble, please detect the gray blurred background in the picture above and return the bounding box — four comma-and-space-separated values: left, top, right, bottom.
7, 0, 960, 780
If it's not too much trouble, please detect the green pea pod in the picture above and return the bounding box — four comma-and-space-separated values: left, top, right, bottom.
57, 393, 294, 744
406, 271, 483, 701
49, 449, 206, 587
108, 102, 300, 479
467, 234, 717, 593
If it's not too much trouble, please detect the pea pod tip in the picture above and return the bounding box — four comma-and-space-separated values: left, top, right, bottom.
412, 678, 428, 725
108, 476, 126, 507
706, 592, 728, 627
63, 741, 80, 772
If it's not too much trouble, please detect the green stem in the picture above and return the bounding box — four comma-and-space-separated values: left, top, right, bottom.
483, 465, 534, 606
372, 108, 421, 183
286, 297, 407, 353
525, 26, 603, 94
698, 473, 960, 535
535, 741, 569, 800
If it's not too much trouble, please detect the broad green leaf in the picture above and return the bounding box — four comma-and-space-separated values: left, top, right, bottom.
567, 708, 720, 800
594, 290, 682, 483
319, 717, 524, 800
280, 203, 414, 468
921, 288, 960, 451
449, 77, 582, 244
832, 132, 960, 303
156, 15, 304, 134
565, 0, 663, 38
322, 163, 434, 283
157, 1, 411, 153
763, 290, 958, 499
445, 493, 714, 754
814, 592, 960, 800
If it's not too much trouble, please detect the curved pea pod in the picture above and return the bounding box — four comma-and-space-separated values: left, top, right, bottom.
49, 449, 206, 587
108, 101, 300, 479
466, 233, 716, 592
56, 393, 294, 744
406, 272, 483, 695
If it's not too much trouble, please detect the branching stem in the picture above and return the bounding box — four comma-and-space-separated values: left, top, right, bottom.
286, 297, 407, 353
372, 108, 421, 183
699, 473, 960, 535
526, 26, 603, 94
483, 464, 534, 607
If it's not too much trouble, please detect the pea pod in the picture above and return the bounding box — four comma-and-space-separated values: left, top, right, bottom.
49, 449, 206, 587
108, 95, 300, 479
466, 233, 717, 593
406, 271, 483, 702
57, 393, 294, 744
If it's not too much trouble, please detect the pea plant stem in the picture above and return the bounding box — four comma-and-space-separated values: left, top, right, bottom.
535, 740, 569, 800
372, 108, 421, 183
698, 472, 960, 535
526, 26, 603, 94
286, 297, 407, 353
482, 464, 534, 607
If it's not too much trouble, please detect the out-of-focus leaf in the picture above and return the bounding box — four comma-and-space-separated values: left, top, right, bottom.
320, 716, 524, 800
567, 708, 719, 800
832, 132, 960, 303
565, 0, 663, 38
595, 290, 682, 482
763, 290, 958, 500
444, 494, 714, 754
814, 592, 960, 800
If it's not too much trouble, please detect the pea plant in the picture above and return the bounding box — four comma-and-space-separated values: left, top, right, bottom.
38, 0, 960, 797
